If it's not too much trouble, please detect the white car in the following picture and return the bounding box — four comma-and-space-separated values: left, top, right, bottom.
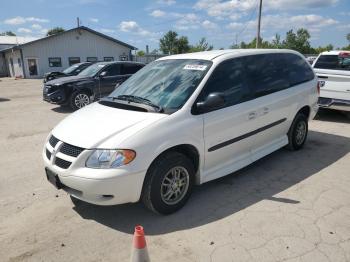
43, 49, 318, 214
313, 50, 350, 114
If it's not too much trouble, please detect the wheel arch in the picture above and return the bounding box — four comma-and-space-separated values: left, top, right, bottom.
73, 86, 94, 96
145, 144, 201, 185
297, 105, 311, 120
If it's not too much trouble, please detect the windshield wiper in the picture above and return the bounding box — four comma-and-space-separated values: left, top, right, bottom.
113, 95, 163, 112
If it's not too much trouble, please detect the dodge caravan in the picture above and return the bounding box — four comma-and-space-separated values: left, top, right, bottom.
43, 49, 318, 214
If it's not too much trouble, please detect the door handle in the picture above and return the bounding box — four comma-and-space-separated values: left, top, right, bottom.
318, 76, 328, 79
248, 112, 257, 120
262, 107, 269, 115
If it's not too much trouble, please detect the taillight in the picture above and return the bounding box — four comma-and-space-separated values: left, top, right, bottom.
339, 52, 350, 58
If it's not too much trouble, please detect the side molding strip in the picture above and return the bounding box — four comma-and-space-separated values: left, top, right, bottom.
208, 118, 287, 152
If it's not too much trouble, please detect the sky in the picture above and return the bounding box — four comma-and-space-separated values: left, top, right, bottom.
0, 0, 349, 51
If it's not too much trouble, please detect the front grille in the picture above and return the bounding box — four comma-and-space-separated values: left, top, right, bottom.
49, 135, 59, 147
46, 136, 85, 169
60, 143, 84, 157
55, 157, 71, 169
46, 149, 51, 160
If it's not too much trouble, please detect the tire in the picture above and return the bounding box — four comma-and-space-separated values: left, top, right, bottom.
70, 91, 91, 110
287, 113, 308, 151
142, 152, 195, 215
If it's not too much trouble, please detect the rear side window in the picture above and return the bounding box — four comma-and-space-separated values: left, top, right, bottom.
103, 64, 120, 76
244, 53, 314, 98
121, 64, 143, 75
197, 58, 252, 108
314, 54, 350, 71
244, 54, 289, 98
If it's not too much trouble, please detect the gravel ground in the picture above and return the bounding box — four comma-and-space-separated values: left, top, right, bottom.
0, 78, 349, 262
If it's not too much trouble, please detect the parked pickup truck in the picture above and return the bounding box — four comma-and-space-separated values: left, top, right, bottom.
313, 51, 350, 116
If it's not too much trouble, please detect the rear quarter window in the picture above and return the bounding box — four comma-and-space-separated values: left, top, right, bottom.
284, 53, 314, 86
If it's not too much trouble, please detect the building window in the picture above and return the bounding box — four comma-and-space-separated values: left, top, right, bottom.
18, 58, 22, 67
69, 57, 80, 66
87, 57, 98, 62
48, 57, 62, 67
104, 57, 114, 61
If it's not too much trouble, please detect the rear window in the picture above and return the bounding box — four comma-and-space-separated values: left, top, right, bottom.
314, 54, 350, 71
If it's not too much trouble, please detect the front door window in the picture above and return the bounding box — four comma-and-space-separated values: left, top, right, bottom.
28, 59, 38, 76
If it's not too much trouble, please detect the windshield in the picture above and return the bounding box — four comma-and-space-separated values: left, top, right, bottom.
109, 59, 212, 112
78, 63, 105, 76
63, 64, 80, 74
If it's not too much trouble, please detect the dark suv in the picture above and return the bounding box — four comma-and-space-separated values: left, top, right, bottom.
43, 62, 93, 83
43, 61, 145, 110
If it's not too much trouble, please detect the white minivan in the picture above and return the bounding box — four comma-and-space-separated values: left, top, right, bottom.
43, 49, 318, 214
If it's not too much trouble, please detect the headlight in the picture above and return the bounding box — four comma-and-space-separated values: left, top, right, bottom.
86, 149, 136, 169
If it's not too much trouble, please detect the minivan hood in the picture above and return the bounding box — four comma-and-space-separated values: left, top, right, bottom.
46, 75, 92, 85
52, 102, 167, 149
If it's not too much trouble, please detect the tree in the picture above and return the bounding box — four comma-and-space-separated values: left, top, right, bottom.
313, 44, 334, 54
0, 31, 16, 36
159, 31, 178, 55
342, 33, 350, 51
159, 31, 191, 54
176, 36, 190, 53
283, 28, 311, 54
46, 27, 65, 36
234, 37, 271, 49
190, 37, 213, 52
271, 34, 283, 49
136, 50, 145, 56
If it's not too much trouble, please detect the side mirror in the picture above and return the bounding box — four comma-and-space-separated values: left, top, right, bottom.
195, 92, 225, 114
99, 71, 107, 77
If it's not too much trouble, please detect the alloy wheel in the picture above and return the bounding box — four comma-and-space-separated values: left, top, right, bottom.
295, 121, 306, 145
160, 166, 190, 205
74, 93, 90, 108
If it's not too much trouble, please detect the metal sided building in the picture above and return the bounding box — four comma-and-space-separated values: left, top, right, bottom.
0, 36, 27, 77
0, 26, 136, 78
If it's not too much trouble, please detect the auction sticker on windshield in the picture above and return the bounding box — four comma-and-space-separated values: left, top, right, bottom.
183, 64, 207, 71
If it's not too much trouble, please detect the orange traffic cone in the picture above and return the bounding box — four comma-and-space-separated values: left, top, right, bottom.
130, 225, 150, 262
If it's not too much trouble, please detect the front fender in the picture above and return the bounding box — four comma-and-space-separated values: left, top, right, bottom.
120, 112, 205, 184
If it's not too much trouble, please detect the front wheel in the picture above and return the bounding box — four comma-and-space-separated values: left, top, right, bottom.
287, 113, 308, 151
142, 152, 195, 215
70, 91, 91, 110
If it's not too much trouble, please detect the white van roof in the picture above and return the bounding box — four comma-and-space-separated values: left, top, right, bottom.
319, 50, 350, 56
157, 49, 302, 61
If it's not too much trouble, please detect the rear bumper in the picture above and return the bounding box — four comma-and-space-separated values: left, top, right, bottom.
318, 97, 350, 112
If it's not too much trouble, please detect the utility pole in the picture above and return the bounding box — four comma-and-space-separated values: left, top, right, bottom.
77, 17, 80, 27
256, 0, 262, 48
